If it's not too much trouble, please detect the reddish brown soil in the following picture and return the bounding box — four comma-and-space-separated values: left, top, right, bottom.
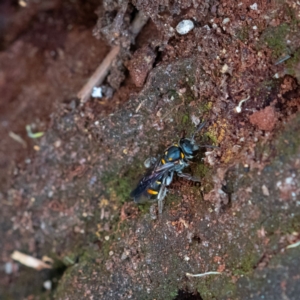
1, 1, 300, 299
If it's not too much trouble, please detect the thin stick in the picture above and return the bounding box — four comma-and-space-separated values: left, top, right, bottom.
78, 45, 120, 103
186, 272, 221, 277
9, 131, 27, 148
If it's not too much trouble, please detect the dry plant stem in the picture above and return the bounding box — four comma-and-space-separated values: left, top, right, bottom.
287, 241, 300, 249
11, 250, 52, 270
186, 271, 221, 277
78, 45, 120, 103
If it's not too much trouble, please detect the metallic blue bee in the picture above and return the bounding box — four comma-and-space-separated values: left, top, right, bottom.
131, 122, 211, 214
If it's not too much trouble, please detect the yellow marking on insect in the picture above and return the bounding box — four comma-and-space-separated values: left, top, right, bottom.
147, 189, 158, 195
174, 143, 178, 147
156, 181, 161, 184
165, 151, 168, 155
161, 158, 166, 164
180, 152, 185, 159
168, 157, 173, 161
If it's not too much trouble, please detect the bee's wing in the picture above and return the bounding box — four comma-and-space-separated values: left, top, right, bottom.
130, 162, 175, 201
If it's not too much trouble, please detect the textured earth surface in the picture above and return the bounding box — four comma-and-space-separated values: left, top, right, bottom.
1, 1, 300, 299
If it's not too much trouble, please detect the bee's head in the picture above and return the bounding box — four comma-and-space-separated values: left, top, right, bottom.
179, 138, 198, 157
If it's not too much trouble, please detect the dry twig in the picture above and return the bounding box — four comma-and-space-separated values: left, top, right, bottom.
78, 45, 120, 103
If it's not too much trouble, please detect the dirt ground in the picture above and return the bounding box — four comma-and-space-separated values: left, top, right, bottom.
1, 0, 300, 299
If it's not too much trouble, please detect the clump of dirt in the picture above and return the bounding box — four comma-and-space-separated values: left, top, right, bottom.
126, 45, 156, 87
249, 106, 277, 131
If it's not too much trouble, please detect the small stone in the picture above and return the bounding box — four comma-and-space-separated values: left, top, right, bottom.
262, 185, 270, 196
109, 251, 114, 256
91, 87, 102, 98
127, 46, 156, 87
176, 20, 194, 35
221, 64, 229, 74
104, 236, 110, 241
222, 18, 230, 25
5, 262, 13, 274
121, 250, 130, 260
250, 3, 258, 10
54, 140, 61, 148
43, 280, 52, 290
184, 255, 190, 261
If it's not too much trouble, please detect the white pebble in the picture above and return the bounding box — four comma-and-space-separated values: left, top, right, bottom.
184, 255, 190, 261
91, 87, 102, 98
221, 64, 229, 73
176, 20, 194, 35
262, 185, 270, 196
5, 262, 13, 274
250, 3, 258, 10
43, 280, 52, 290
222, 18, 230, 25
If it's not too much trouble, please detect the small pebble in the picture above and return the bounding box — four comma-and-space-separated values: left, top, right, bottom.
262, 185, 270, 196
250, 3, 258, 10
54, 140, 61, 148
176, 20, 194, 35
221, 64, 229, 74
43, 280, 52, 290
91, 87, 102, 98
5, 262, 13, 274
222, 18, 230, 25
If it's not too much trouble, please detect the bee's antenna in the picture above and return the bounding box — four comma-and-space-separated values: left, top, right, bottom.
192, 121, 207, 140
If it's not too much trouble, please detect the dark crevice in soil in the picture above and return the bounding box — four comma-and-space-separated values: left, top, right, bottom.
174, 290, 203, 300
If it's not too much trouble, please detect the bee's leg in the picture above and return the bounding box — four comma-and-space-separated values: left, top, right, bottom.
177, 172, 200, 182
144, 157, 157, 168
165, 171, 174, 186
157, 184, 167, 214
